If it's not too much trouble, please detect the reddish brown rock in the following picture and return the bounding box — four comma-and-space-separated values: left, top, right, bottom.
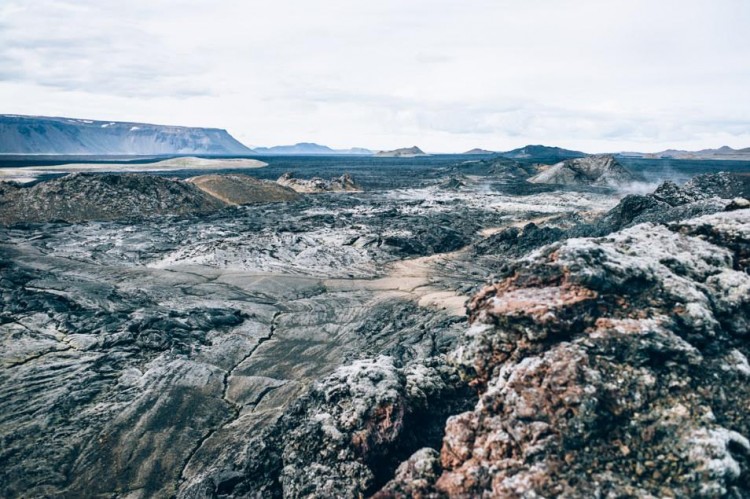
378, 209, 750, 498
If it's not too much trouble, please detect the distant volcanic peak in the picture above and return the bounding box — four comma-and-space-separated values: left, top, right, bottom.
400, 146, 425, 154
375, 146, 428, 157
0, 114, 251, 155
463, 148, 495, 154
528, 154, 642, 186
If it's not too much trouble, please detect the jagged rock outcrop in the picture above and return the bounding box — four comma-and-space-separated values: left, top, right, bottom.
276, 172, 361, 193
0, 115, 251, 155
377, 208, 750, 497
653, 172, 750, 206
596, 172, 750, 233
188, 174, 299, 205
486, 158, 541, 180
438, 175, 468, 190
473, 222, 565, 257
180, 357, 475, 498
528, 154, 642, 187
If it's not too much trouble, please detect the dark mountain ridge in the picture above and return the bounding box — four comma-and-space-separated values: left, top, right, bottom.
500, 144, 587, 162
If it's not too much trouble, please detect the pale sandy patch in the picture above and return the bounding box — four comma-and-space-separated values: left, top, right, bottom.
0, 156, 267, 183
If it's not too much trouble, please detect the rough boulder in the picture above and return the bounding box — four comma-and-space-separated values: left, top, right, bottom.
276, 172, 361, 193
528, 154, 642, 187
380, 208, 750, 497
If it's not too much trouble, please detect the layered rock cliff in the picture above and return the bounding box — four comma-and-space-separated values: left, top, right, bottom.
0, 115, 252, 155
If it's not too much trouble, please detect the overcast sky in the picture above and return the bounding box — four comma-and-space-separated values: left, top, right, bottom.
1, 0, 748, 152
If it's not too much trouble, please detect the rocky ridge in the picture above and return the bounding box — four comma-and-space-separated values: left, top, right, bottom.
276, 172, 361, 193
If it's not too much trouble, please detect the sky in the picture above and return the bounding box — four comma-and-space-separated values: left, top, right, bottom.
1, 0, 749, 153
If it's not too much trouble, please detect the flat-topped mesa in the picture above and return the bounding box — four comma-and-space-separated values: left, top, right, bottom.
374, 146, 428, 158
0, 115, 252, 155
276, 172, 361, 193
528, 154, 642, 187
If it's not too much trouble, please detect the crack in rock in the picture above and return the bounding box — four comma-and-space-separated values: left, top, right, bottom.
178, 311, 282, 483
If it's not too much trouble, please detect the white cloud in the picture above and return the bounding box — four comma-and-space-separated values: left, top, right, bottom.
1, 0, 749, 152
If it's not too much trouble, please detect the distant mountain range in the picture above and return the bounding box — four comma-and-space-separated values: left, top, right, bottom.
251, 143, 373, 155
0, 115, 251, 155
619, 146, 750, 161
0, 116, 377, 156
3, 115, 747, 161
462, 144, 750, 162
